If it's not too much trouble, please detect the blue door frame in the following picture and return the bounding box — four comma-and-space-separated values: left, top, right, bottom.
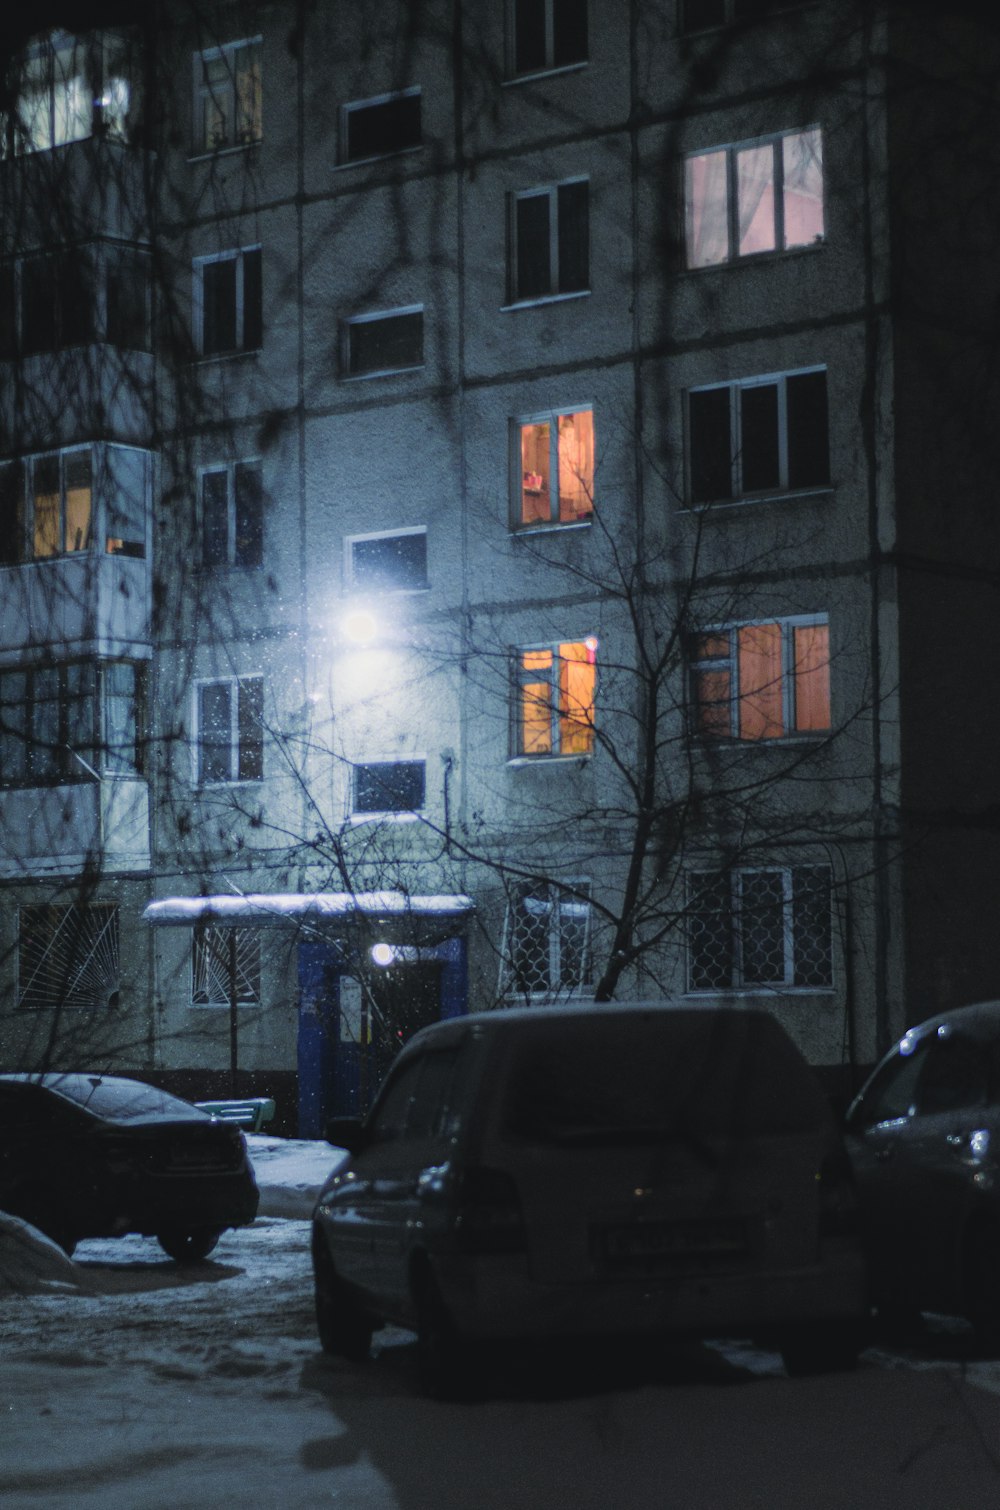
296, 934, 467, 1138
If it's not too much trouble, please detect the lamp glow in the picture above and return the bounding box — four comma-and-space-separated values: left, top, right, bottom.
343, 608, 379, 644
370, 942, 394, 967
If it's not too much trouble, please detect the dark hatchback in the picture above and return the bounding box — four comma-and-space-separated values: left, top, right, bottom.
845, 999, 1000, 1339
0, 1073, 259, 1261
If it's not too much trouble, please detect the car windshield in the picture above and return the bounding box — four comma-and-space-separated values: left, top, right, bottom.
40, 1075, 209, 1124
501, 1011, 828, 1146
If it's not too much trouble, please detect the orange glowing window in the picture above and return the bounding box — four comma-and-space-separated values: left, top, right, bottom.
516, 640, 596, 757
517, 409, 594, 528
689, 620, 829, 741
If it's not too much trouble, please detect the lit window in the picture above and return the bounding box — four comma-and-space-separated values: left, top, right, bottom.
195, 38, 261, 152
3, 31, 135, 156
687, 866, 832, 990
195, 676, 263, 784
352, 759, 426, 815
510, 180, 589, 302
502, 881, 592, 998
192, 925, 261, 1005
201, 461, 263, 568
515, 639, 596, 757
687, 369, 829, 504
0, 661, 144, 785
31, 449, 92, 557
515, 408, 594, 528
18, 904, 120, 1010
688, 618, 830, 741
685, 128, 824, 268
195, 248, 262, 357
348, 530, 427, 592
343, 308, 423, 377
342, 89, 421, 162
510, 0, 588, 77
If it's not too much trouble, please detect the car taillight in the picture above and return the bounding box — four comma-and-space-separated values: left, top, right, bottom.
454, 1166, 526, 1254
817, 1149, 860, 1239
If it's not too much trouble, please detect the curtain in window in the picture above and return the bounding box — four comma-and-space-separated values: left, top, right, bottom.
520, 421, 551, 523
782, 129, 824, 248
736, 143, 776, 256
557, 410, 594, 521
792, 623, 830, 731
64, 451, 92, 553
520, 649, 553, 754
686, 151, 728, 267
559, 641, 595, 754
738, 622, 784, 739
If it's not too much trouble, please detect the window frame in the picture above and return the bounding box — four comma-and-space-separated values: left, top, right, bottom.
191, 924, 261, 1006
193, 674, 264, 786
688, 615, 830, 743
346, 527, 428, 594
512, 637, 597, 760
350, 757, 427, 820
342, 306, 424, 379
0, 244, 151, 357
507, 0, 589, 80
193, 36, 262, 154
340, 87, 422, 165
3, 29, 137, 158
193, 246, 262, 358
686, 864, 834, 993
17, 902, 121, 1010
511, 405, 595, 531
683, 127, 824, 269
199, 459, 264, 569
686, 367, 830, 506
1, 443, 150, 565
501, 879, 593, 1000
508, 178, 590, 306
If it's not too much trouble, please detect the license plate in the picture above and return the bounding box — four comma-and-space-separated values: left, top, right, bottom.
601, 1217, 747, 1266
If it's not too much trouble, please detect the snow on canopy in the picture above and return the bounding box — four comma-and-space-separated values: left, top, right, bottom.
142, 892, 475, 927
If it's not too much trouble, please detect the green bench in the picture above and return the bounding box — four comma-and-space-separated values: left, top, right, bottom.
195, 1097, 276, 1132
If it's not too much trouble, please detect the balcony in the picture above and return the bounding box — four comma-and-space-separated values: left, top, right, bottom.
0, 778, 150, 877
0, 552, 150, 665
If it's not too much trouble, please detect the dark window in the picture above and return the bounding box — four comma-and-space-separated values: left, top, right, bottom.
198, 248, 261, 356
343, 91, 421, 162
196, 676, 263, 784
513, 0, 588, 75
687, 866, 832, 990
0, 263, 16, 358
0, 460, 24, 564
18, 904, 120, 1011
353, 759, 426, 814
201, 462, 263, 568
345, 309, 423, 376
503, 881, 592, 998
350, 531, 427, 592
0, 661, 143, 786
106, 249, 150, 349
192, 925, 261, 1005
687, 370, 829, 504
511, 180, 589, 302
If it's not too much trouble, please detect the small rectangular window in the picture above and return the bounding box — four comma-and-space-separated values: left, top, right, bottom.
353, 759, 426, 815
510, 179, 589, 302
196, 248, 262, 357
512, 0, 588, 76
687, 866, 832, 990
18, 903, 120, 1010
685, 128, 824, 268
106, 248, 151, 350
514, 408, 594, 528
687, 369, 829, 504
29, 448, 92, 558
195, 675, 263, 784
200, 461, 263, 568
349, 530, 427, 592
192, 925, 261, 1005
502, 880, 592, 999
196, 38, 262, 152
342, 89, 421, 162
515, 638, 596, 757
688, 618, 830, 741
344, 308, 423, 377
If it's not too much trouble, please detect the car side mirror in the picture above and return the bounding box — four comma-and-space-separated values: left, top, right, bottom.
324, 1116, 368, 1155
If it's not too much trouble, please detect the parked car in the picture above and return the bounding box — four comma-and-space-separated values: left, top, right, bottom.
845, 998, 1000, 1339
311, 1002, 868, 1392
0, 1072, 259, 1261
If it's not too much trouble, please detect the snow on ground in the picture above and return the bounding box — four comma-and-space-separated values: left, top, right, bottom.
3, 1137, 1000, 1509
246, 1134, 347, 1220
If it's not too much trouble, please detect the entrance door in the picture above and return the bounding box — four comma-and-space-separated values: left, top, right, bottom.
367, 961, 443, 1091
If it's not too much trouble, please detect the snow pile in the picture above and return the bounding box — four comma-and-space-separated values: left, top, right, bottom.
246, 1134, 348, 1219
0, 1211, 83, 1297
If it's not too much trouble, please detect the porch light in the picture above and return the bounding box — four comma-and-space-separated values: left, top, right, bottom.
342, 607, 379, 644
370, 942, 394, 967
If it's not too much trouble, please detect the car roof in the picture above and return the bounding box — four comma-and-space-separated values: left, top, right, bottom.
0, 1073, 211, 1124
900, 999, 1000, 1045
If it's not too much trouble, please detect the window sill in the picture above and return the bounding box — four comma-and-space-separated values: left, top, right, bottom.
189, 1001, 261, 1010
348, 810, 422, 824
681, 485, 834, 513
511, 519, 592, 537
341, 363, 425, 382
187, 141, 261, 164
501, 290, 591, 313
507, 752, 593, 767
502, 62, 588, 86
682, 240, 825, 275
334, 145, 423, 171
693, 733, 831, 748
684, 985, 835, 998
195, 779, 264, 789
194, 348, 262, 366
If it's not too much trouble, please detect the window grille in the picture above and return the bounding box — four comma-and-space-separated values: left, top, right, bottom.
192, 925, 261, 1005
17, 904, 120, 1010
687, 866, 832, 990
500, 881, 592, 999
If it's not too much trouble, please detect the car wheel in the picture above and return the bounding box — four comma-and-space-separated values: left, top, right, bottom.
963, 1221, 1000, 1344
157, 1227, 223, 1263
780, 1323, 864, 1378
311, 1229, 374, 1362
413, 1267, 472, 1400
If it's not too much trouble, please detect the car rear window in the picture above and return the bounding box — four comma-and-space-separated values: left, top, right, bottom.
43, 1076, 208, 1124
500, 1010, 829, 1145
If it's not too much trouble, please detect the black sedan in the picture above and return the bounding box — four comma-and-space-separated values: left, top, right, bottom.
0, 1073, 259, 1261
845, 999, 1000, 1340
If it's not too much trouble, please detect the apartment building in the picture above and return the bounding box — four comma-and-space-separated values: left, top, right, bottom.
1, 1, 997, 1132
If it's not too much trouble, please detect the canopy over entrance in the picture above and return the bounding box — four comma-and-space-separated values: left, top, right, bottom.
143, 891, 474, 940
